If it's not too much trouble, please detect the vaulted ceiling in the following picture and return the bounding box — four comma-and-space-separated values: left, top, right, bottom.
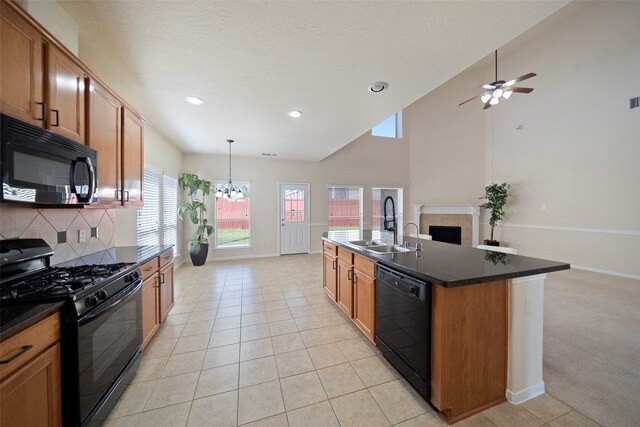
59, 1, 568, 160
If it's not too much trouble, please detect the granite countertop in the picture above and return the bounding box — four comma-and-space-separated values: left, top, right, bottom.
55, 245, 174, 267
323, 230, 570, 287
0, 302, 64, 341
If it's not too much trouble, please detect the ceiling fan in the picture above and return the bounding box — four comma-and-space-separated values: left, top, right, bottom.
459, 50, 536, 109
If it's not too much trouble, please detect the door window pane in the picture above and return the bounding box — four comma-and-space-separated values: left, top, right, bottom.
284, 189, 304, 222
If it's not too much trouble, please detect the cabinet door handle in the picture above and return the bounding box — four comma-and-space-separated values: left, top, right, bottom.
35, 102, 46, 121
115, 189, 121, 201
51, 109, 60, 126
353, 273, 358, 284
144, 266, 154, 271
154, 277, 160, 288
332, 259, 337, 270
160, 273, 165, 284
0, 345, 33, 364
347, 269, 353, 281
124, 190, 130, 201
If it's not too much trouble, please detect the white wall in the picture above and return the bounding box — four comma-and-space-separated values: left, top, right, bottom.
407, 2, 640, 278
181, 131, 410, 260
17, 0, 78, 55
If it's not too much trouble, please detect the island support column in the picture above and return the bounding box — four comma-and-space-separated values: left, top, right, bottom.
507, 273, 547, 404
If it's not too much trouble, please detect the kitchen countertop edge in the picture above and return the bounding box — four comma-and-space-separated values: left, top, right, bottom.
0, 301, 65, 341
322, 233, 570, 287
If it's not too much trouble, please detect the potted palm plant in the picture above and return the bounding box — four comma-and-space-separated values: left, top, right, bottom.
480, 182, 510, 246
178, 173, 214, 266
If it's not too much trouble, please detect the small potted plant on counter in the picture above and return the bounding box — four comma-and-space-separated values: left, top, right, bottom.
178, 173, 214, 266
480, 182, 510, 246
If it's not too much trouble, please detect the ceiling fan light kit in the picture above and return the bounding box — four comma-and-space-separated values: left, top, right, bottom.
459, 50, 536, 109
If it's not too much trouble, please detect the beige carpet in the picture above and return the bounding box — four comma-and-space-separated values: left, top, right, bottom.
543, 269, 640, 427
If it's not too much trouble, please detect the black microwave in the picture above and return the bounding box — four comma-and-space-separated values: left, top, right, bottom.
1, 114, 97, 205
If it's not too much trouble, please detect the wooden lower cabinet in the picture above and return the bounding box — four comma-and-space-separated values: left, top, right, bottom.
159, 261, 174, 322
431, 280, 508, 423
142, 274, 160, 349
141, 250, 175, 349
0, 343, 61, 427
353, 263, 375, 341
336, 258, 354, 318
323, 252, 337, 300
0, 312, 61, 427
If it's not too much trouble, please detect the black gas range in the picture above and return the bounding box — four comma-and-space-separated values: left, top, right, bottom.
0, 238, 143, 426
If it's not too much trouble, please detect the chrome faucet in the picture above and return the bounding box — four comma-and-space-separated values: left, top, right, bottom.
383, 196, 397, 245
403, 222, 423, 251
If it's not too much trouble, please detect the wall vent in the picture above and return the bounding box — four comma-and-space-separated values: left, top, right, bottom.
261, 153, 277, 157
631, 97, 639, 109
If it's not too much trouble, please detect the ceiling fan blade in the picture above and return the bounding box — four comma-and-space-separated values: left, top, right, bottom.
459, 93, 483, 106
508, 87, 534, 94
481, 84, 496, 90
483, 98, 492, 110
504, 72, 537, 87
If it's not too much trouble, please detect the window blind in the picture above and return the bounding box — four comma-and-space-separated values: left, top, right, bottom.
163, 176, 177, 247
137, 169, 160, 246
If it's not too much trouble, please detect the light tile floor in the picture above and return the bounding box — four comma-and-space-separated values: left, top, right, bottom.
105, 254, 600, 427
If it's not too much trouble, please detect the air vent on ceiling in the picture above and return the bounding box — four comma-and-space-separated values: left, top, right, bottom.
630, 96, 639, 109
261, 153, 276, 157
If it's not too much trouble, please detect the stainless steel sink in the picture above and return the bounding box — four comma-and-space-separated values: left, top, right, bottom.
365, 244, 414, 254
345, 240, 385, 248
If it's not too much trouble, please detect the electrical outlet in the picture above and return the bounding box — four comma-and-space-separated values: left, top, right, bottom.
78, 229, 86, 243
95, 227, 100, 239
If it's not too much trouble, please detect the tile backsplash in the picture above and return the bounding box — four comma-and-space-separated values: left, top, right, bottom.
0, 204, 115, 265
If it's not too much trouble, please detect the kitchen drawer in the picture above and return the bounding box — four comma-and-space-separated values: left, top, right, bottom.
323, 241, 337, 256
0, 312, 60, 382
337, 247, 353, 264
354, 254, 375, 277
140, 257, 159, 281
159, 250, 174, 268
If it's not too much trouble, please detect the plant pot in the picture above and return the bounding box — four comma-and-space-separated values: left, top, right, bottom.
189, 243, 209, 266
483, 239, 500, 247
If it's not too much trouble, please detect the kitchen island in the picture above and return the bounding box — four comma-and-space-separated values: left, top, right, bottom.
322, 230, 570, 424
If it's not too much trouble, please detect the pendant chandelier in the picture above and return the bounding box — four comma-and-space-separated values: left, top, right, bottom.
215, 139, 244, 200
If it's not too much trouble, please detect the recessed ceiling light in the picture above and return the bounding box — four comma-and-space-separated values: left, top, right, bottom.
368, 81, 388, 93
287, 110, 303, 118
185, 96, 204, 105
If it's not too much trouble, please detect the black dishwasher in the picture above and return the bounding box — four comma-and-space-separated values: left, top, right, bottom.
375, 264, 432, 402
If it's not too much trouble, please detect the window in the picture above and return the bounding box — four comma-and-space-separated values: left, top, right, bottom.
163, 176, 178, 247
137, 169, 160, 246
328, 186, 363, 240
372, 111, 402, 139
215, 181, 251, 248
137, 168, 178, 248
372, 188, 403, 240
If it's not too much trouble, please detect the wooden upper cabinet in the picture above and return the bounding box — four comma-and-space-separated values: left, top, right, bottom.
0, 3, 45, 126
87, 79, 122, 207
122, 108, 144, 207
47, 45, 85, 144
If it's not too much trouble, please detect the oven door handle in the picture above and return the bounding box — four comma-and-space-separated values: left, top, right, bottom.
80, 280, 142, 324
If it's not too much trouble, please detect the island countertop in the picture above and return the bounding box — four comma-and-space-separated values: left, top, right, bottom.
322, 230, 570, 287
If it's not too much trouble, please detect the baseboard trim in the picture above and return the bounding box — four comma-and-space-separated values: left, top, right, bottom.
507, 382, 545, 405
208, 252, 280, 262
571, 265, 640, 281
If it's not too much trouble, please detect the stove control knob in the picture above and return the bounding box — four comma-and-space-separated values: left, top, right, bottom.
124, 273, 133, 283
132, 271, 140, 280
96, 290, 108, 300
85, 295, 98, 307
